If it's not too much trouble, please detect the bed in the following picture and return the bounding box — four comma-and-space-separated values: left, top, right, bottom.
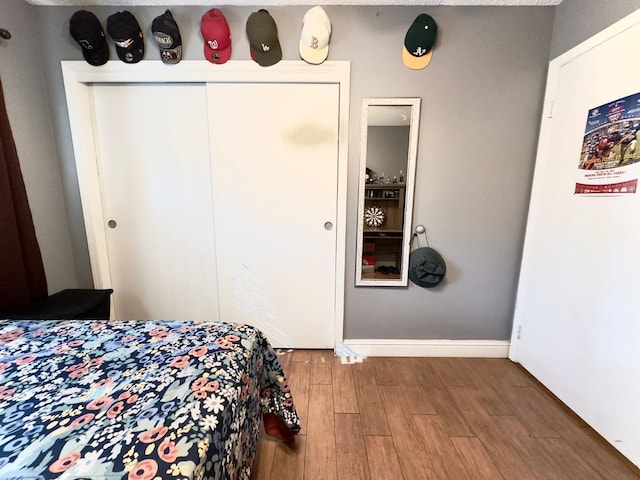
0, 319, 300, 479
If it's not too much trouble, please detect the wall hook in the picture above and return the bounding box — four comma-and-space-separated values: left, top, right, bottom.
0, 29, 11, 40
411, 224, 430, 248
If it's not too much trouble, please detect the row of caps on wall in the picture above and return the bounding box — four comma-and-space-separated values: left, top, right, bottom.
69, 8, 438, 70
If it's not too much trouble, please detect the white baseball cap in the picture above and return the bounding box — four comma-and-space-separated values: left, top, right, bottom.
299, 6, 331, 65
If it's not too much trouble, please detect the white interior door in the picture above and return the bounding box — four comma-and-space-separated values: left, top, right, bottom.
207, 82, 339, 348
511, 12, 640, 466
91, 83, 219, 322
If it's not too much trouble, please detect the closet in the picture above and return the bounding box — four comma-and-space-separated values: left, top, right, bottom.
62, 61, 350, 349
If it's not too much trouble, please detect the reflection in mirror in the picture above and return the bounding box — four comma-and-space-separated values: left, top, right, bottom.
356, 98, 420, 286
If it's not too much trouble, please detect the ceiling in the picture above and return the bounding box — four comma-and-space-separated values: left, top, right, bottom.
25, 0, 563, 6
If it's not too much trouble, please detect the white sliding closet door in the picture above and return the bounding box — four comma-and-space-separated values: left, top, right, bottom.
207, 83, 339, 348
91, 83, 219, 322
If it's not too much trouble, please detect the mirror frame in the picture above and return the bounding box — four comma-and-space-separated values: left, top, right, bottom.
355, 98, 421, 286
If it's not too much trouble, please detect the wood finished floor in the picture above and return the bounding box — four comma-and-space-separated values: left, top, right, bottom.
252, 350, 640, 480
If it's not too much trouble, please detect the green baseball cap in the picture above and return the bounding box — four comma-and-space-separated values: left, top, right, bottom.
246, 9, 282, 67
403, 14, 437, 70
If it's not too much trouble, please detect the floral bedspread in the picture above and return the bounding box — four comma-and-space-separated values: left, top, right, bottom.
0, 319, 300, 480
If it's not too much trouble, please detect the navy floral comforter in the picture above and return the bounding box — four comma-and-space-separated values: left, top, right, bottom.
0, 319, 300, 479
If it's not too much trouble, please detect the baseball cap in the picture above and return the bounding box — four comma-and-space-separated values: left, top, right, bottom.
409, 247, 446, 288
299, 6, 331, 65
402, 14, 438, 70
69, 10, 110, 66
107, 11, 144, 64
201, 8, 232, 64
152, 9, 182, 64
246, 9, 282, 67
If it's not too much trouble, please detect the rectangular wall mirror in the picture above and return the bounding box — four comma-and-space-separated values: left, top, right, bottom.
355, 98, 421, 286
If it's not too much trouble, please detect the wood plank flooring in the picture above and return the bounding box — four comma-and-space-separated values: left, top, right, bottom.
252, 350, 640, 480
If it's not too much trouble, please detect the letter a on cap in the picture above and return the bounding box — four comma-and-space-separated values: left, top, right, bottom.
403, 14, 437, 70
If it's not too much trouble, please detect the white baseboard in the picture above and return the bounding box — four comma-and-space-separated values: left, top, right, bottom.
337, 339, 510, 358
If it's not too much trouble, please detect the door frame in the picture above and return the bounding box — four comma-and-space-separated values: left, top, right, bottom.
61, 60, 351, 350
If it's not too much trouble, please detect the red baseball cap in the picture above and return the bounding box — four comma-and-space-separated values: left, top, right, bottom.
201, 8, 232, 64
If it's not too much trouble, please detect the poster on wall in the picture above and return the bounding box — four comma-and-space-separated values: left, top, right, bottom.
575, 92, 640, 195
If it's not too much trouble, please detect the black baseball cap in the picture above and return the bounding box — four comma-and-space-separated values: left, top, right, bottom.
107, 11, 144, 64
69, 10, 109, 66
152, 9, 182, 64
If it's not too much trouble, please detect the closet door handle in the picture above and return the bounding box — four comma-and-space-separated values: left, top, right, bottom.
107, 220, 117, 229
324, 221, 333, 231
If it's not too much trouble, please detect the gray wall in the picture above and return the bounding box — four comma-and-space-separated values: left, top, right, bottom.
345, 6, 554, 340
11, 3, 556, 341
550, 0, 640, 59
367, 126, 409, 181
0, 0, 78, 294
